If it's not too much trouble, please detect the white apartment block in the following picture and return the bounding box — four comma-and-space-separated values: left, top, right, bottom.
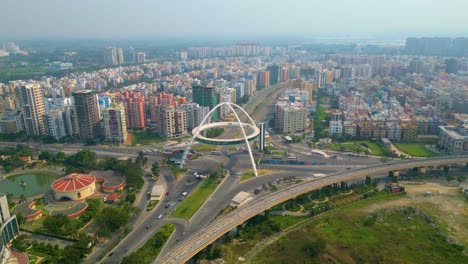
278, 104, 307, 134
438, 126, 468, 154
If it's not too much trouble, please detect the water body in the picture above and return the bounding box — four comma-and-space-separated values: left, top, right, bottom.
0, 173, 58, 198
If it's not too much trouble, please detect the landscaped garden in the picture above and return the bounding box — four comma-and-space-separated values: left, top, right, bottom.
394, 143, 439, 157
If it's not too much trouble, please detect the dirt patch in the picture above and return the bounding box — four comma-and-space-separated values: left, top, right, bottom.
125, 133, 132, 145
363, 182, 468, 246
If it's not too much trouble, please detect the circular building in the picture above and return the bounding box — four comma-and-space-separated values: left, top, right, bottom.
51, 173, 96, 201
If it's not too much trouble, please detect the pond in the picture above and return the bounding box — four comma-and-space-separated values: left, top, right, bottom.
0, 173, 58, 198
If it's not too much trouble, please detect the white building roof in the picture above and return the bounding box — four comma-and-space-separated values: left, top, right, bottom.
231, 191, 252, 207
150, 185, 165, 200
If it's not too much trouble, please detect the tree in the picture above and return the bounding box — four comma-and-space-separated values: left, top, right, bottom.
365, 176, 372, 186
65, 149, 97, 169
445, 175, 455, 182
99, 156, 119, 170
151, 161, 160, 176
142, 156, 148, 168
96, 207, 130, 232
39, 151, 52, 161
55, 151, 66, 161
43, 214, 70, 235
135, 151, 144, 166
457, 175, 466, 183
302, 238, 326, 257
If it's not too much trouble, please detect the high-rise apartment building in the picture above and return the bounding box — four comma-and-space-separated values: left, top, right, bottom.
18, 84, 46, 136
104, 47, 124, 65
275, 102, 308, 133
219, 88, 236, 119
43, 107, 74, 140
289, 79, 314, 105
180, 103, 209, 130
133, 52, 146, 63
257, 70, 270, 88
281, 67, 289, 82
73, 90, 101, 139
155, 105, 187, 139
147, 93, 187, 123
192, 85, 219, 121
103, 103, 127, 143
405, 37, 466, 56
121, 91, 146, 130
267, 64, 280, 85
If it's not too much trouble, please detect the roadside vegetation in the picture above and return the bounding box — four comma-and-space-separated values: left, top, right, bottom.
122, 224, 175, 264
240, 169, 278, 182
170, 169, 225, 220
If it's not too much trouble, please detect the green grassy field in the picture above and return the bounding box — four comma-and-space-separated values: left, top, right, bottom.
169, 175, 221, 220
191, 144, 218, 152
131, 130, 165, 146
394, 143, 439, 157
250, 205, 467, 264
415, 137, 438, 144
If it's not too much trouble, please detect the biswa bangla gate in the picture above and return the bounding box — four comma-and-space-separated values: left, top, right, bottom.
180, 102, 260, 176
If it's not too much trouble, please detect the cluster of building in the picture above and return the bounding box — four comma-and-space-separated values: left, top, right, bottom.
322, 59, 468, 154
187, 43, 269, 58
0, 42, 28, 57
103, 46, 147, 65
406, 37, 468, 57
274, 79, 314, 134
0, 41, 466, 153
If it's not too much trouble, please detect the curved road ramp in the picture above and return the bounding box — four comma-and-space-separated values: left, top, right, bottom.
158, 155, 468, 263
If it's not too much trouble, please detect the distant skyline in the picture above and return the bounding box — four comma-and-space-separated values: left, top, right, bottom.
1, 0, 468, 39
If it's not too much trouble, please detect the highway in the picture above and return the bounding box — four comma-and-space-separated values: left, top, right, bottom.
158, 155, 468, 263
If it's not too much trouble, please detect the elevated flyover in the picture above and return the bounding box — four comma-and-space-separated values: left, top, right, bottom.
158, 155, 468, 263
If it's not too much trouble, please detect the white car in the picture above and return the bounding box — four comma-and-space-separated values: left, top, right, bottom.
157, 214, 162, 219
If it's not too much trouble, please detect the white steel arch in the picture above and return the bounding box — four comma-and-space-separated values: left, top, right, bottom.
181, 102, 258, 177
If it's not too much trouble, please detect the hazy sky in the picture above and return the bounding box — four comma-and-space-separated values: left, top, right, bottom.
1, 0, 467, 39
